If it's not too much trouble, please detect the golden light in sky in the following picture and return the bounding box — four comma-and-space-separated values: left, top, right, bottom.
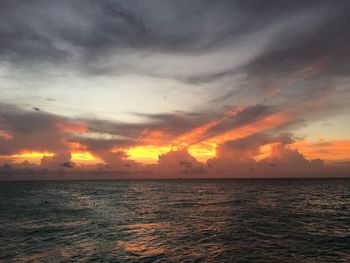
71, 152, 101, 165
126, 145, 172, 164
0, 0, 349, 178
4, 151, 55, 164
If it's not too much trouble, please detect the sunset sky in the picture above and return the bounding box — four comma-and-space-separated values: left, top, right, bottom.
0, 0, 349, 179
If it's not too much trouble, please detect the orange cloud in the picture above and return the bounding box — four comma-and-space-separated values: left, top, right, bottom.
208, 112, 288, 144
254, 142, 280, 161
125, 108, 242, 163
71, 151, 101, 165
126, 145, 172, 164
125, 110, 288, 164
140, 130, 170, 145
171, 107, 242, 148
66, 142, 87, 151
55, 121, 87, 133
0, 149, 100, 166
126, 143, 216, 164
188, 143, 216, 163
1, 151, 55, 164
292, 139, 350, 163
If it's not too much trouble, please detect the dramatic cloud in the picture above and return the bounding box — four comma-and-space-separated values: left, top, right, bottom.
0, 1, 350, 179
157, 150, 206, 175
0, 103, 68, 155
207, 133, 333, 178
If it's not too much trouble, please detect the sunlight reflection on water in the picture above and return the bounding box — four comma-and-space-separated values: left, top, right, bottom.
0, 179, 349, 262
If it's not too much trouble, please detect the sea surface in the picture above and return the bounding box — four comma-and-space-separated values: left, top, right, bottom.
0, 179, 349, 262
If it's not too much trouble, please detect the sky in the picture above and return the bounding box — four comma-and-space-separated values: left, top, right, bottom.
0, 0, 350, 179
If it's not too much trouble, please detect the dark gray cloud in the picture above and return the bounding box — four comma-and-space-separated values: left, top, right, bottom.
86, 111, 214, 140
2, 1, 347, 73
1, 1, 350, 178
1, 0, 350, 112
244, 2, 350, 78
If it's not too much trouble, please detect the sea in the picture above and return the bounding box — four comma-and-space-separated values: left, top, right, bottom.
0, 179, 349, 262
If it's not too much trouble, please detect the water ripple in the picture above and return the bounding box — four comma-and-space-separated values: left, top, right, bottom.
0, 179, 349, 262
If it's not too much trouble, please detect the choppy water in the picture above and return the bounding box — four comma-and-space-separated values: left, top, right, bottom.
0, 179, 349, 262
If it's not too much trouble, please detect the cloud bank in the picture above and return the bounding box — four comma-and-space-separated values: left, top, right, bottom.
0, 0, 350, 179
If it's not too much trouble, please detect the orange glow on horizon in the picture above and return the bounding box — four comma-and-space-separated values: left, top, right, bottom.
188, 143, 216, 162
292, 139, 350, 163
126, 144, 216, 164
3, 109, 346, 167
126, 145, 172, 164
0, 151, 55, 164
11, 151, 55, 158
71, 151, 101, 165
125, 111, 289, 164
0, 150, 101, 166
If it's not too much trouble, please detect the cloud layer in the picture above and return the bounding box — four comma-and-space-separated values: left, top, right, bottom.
1, 0, 350, 179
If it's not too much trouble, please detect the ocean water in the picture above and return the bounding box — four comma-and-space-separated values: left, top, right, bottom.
0, 179, 349, 262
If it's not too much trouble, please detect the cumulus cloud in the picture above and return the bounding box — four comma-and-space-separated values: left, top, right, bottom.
207, 133, 328, 178
157, 150, 206, 175
41, 152, 75, 169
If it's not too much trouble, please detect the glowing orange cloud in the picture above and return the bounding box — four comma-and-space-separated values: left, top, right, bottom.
140, 130, 170, 145
125, 110, 289, 164
292, 139, 350, 163
126, 108, 242, 163
208, 112, 288, 145
66, 142, 87, 151
254, 142, 281, 161
126, 144, 216, 164
0, 151, 55, 164
126, 145, 172, 164
172, 107, 242, 148
71, 151, 102, 165
0, 149, 101, 166
188, 143, 216, 162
